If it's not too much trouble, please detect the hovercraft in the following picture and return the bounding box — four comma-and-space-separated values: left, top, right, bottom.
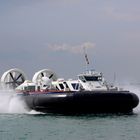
0, 68, 139, 114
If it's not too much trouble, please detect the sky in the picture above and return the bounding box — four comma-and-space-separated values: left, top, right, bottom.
0, 0, 140, 84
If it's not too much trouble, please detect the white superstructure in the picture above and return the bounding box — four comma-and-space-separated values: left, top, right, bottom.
52, 70, 118, 92
77, 70, 107, 91
0, 68, 118, 92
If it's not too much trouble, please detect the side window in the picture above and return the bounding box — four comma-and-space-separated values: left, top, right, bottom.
59, 83, 64, 89
63, 82, 69, 88
71, 83, 80, 90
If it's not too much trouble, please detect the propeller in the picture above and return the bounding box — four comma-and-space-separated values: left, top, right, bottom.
6, 73, 25, 88
1, 68, 27, 89
32, 69, 58, 84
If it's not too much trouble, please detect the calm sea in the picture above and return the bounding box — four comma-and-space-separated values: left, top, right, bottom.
0, 85, 140, 140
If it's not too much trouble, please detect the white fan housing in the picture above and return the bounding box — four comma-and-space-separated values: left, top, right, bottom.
1, 68, 27, 89
32, 69, 58, 90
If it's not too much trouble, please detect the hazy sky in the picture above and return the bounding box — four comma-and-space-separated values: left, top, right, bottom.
0, 0, 140, 83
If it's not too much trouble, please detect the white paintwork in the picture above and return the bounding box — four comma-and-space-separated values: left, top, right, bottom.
0, 68, 118, 92
52, 70, 118, 91
16, 80, 36, 91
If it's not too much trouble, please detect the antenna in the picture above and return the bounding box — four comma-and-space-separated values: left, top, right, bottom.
83, 46, 90, 70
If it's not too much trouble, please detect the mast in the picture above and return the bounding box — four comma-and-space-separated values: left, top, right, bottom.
83, 47, 90, 71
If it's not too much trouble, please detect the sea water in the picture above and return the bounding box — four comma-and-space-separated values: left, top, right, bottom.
0, 86, 140, 140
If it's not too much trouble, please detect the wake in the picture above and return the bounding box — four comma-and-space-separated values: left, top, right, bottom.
0, 90, 42, 114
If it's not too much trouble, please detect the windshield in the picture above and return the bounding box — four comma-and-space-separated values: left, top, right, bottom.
84, 76, 102, 81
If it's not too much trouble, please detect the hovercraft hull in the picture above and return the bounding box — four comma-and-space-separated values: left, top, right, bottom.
21, 91, 139, 114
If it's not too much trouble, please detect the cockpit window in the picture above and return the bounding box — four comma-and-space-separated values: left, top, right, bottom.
84, 76, 102, 81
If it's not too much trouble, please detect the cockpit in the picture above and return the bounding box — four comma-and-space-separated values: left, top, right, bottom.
79, 75, 102, 82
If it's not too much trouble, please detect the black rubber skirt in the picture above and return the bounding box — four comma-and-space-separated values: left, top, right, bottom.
21, 90, 139, 114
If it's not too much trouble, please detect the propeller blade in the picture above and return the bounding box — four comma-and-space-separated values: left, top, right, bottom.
10, 72, 15, 81
5, 82, 15, 84
15, 74, 22, 81
49, 74, 54, 79
41, 72, 44, 77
